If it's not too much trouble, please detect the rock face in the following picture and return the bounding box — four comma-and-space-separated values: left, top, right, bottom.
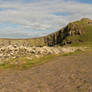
0, 18, 92, 47
0, 18, 91, 64
44, 18, 92, 46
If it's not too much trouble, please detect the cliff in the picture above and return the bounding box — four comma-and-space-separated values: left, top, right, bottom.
0, 18, 92, 47
44, 18, 92, 46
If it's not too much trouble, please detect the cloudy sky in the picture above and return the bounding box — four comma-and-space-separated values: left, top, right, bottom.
0, 0, 92, 38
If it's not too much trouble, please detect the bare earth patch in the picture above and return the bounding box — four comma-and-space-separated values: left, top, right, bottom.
0, 51, 92, 92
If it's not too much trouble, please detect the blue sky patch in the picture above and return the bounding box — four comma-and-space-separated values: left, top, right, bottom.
76, 0, 92, 4
0, 22, 21, 28
0, 0, 91, 38
0, 8, 16, 11
53, 12, 70, 16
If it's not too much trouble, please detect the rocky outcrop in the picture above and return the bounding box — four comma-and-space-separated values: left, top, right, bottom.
44, 23, 83, 46
81, 18, 92, 24
0, 18, 91, 65
44, 18, 92, 46
0, 45, 86, 64
0, 18, 92, 47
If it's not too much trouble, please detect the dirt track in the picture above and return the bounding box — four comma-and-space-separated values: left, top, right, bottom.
0, 52, 92, 92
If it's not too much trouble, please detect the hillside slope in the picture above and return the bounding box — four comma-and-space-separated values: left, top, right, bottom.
0, 18, 92, 47
44, 18, 92, 46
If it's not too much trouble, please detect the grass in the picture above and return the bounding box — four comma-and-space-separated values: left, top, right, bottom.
0, 18, 92, 70
0, 49, 83, 70
0, 46, 91, 70
66, 21, 92, 47
0, 37, 45, 47
62, 49, 83, 56
0, 54, 58, 70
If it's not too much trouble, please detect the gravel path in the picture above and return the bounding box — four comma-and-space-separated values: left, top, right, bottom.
0, 52, 92, 92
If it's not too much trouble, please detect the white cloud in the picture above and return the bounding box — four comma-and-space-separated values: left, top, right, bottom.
0, 0, 92, 38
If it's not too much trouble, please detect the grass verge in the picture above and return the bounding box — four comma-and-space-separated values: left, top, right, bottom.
0, 47, 91, 70
0, 54, 58, 70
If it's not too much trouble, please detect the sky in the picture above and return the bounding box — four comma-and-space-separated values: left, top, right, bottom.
0, 0, 92, 38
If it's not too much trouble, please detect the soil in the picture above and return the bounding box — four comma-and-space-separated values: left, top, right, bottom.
0, 52, 92, 92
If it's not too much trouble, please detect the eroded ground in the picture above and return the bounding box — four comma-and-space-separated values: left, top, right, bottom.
0, 52, 92, 92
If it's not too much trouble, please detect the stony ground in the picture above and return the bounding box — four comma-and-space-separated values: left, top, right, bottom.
0, 52, 92, 92
0, 45, 85, 64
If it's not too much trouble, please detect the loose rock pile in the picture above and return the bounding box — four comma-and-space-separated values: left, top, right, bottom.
0, 45, 86, 64
0, 46, 62, 60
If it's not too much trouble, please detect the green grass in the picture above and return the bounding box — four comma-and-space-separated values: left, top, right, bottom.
0, 18, 92, 70
62, 49, 83, 56
0, 46, 91, 70
0, 37, 45, 47
0, 49, 83, 70
0, 54, 58, 70
66, 21, 92, 47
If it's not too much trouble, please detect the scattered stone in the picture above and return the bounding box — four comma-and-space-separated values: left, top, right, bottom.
0, 45, 87, 64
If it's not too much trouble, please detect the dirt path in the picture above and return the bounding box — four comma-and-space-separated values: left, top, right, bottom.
0, 52, 92, 92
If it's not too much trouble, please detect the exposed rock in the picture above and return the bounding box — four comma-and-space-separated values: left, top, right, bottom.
0, 44, 87, 64
0, 18, 92, 47
0, 18, 91, 64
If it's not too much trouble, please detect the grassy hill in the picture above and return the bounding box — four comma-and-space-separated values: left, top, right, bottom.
0, 18, 92, 47
44, 18, 92, 46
